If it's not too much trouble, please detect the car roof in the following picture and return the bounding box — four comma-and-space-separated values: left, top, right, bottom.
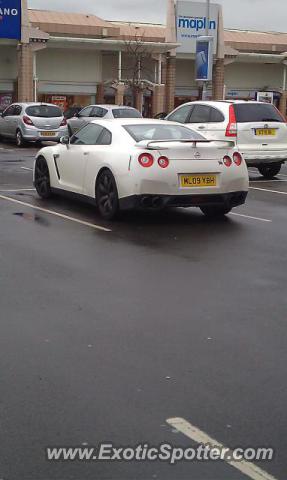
173, 100, 274, 107
83, 104, 139, 110
14, 102, 62, 107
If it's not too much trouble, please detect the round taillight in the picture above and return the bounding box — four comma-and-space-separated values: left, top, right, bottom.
223, 155, 232, 167
138, 153, 154, 168
233, 152, 242, 166
158, 156, 169, 168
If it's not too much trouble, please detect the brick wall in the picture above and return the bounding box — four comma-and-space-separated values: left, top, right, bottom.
279, 91, 287, 118
152, 84, 165, 116
212, 58, 225, 100
165, 55, 176, 113
17, 44, 33, 102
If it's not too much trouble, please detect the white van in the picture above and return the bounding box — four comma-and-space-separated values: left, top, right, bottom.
166, 100, 287, 178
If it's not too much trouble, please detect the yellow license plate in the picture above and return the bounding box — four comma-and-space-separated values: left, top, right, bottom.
40, 131, 56, 137
180, 174, 217, 188
255, 128, 276, 136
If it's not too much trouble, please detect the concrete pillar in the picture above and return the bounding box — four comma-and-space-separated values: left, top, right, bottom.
279, 91, 287, 119
115, 83, 125, 105
152, 84, 165, 116
135, 90, 143, 113
17, 43, 33, 102
212, 58, 225, 100
165, 55, 176, 113
96, 83, 105, 103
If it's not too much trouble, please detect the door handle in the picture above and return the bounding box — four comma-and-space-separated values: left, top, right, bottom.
83, 151, 89, 156
197, 125, 206, 130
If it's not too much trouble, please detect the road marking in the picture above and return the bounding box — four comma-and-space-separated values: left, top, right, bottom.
21, 166, 33, 171
0, 194, 111, 232
166, 418, 277, 480
0, 188, 36, 192
230, 212, 272, 223
250, 186, 287, 195
250, 179, 287, 183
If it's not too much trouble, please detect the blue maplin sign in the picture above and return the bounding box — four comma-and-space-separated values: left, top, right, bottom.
0, 0, 21, 40
178, 16, 216, 32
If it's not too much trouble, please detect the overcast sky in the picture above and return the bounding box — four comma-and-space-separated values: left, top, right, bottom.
28, 0, 287, 32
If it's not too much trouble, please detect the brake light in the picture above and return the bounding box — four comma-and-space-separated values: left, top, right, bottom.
225, 105, 237, 137
223, 155, 232, 167
158, 156, 169, 168
138, 153, 154, 168
233, 152, 242, 166
23, 115, 34, 126
60, 118, 67, 126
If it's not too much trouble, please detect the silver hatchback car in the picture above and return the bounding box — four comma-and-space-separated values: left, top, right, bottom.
0, 102, 68, 147
67, 104, 142, 136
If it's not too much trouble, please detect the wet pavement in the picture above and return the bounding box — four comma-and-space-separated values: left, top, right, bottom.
0, 140, 287, 480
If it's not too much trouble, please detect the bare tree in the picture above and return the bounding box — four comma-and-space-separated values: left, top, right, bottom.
122, 29, 155, 108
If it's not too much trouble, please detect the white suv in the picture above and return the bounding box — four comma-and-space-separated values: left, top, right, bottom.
166, 100, 287, 178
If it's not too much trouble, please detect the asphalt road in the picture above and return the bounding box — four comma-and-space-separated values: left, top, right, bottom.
0, 140, 287, 480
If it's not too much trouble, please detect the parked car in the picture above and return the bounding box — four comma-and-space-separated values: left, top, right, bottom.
63, 106, 82, 119
67, 105, 142, 136
33, 119, 248, 220
166, 100, 287, 178
0, 103, 68, 147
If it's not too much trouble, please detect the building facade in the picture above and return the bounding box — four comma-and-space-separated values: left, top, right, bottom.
1, 0, 287, 116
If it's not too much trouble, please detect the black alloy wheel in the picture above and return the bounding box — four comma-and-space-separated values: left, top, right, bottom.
34, 157, 52, 199
258, 163, 281, 179
96, 170, 119, 220
16, 129, 26, 148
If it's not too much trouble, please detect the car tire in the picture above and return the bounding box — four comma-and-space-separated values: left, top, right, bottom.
15, 129, 26, 148
34, 156, 52, 199
200, 205, 231, 218
258, 163, 281, 179
96, 169, 119, 220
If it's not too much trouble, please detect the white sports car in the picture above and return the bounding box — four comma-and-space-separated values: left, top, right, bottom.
33, 119, 249, 220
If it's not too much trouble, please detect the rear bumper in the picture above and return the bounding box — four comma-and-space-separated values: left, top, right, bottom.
119, 191, 248, 211
22, 127, 68, 142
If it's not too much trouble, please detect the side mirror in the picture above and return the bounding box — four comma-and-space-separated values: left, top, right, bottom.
60, 135, 70, 145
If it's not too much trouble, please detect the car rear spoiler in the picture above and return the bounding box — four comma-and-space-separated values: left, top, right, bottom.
135, 139, 236, 150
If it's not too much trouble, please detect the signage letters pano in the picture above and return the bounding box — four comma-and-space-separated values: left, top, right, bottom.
0, 0, 21, 40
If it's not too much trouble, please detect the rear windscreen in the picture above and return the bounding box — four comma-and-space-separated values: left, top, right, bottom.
124, 124, 205, 142
234, 104, 283, 123
25, 105, 62, 118
112, 108, 142, 119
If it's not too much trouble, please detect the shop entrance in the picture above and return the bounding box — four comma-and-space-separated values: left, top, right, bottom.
38, 94, 92, 112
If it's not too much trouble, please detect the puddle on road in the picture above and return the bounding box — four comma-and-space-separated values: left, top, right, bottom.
13, 212, 49, 226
